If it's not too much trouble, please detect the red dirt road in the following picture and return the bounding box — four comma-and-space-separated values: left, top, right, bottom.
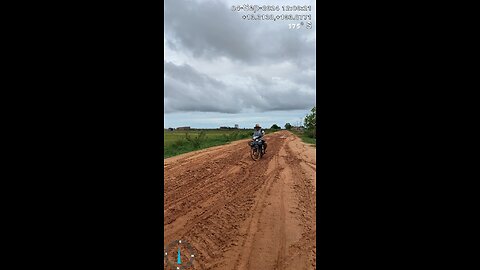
164, 131, 316, 270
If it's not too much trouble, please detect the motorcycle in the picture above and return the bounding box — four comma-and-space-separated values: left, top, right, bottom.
249, 135, 265, 161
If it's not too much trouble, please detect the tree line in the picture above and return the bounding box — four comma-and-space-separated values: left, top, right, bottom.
260, 106, 316, 139
283, 106, 316, 139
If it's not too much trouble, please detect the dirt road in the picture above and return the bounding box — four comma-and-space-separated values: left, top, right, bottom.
164, 131, 316, 270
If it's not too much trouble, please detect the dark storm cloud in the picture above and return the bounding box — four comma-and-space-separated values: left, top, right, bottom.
164, 61, 314, 113
164, 0, 316, 115
165, 0, 254, 61
164, 61, 242, 113
164, 0, 315, 67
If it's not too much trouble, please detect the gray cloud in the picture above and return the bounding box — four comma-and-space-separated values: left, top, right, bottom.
164, 61, 314, 113
164, 0, 316, 117
165, 0, 315, 66
164, 61, 241, 113
165, 0, 255, 62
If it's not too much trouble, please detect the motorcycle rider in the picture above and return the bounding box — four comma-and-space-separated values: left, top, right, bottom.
253, 124, 267, 153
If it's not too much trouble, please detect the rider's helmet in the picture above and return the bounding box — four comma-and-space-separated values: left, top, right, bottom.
254, 124, 261, 130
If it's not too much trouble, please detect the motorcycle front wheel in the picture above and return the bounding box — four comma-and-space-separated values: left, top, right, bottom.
250, 147, 261, 161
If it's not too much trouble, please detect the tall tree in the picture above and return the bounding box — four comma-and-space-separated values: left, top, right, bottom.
270, 124, 281, 130
304, 106, 316, 138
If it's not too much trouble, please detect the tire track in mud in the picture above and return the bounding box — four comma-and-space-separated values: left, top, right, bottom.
229, 165, 283, 270
281, 139, 317, 269
164, 131, 316, 270
164, 147, 253, 225
164, 134, 284, 269
164, 150, 245, 201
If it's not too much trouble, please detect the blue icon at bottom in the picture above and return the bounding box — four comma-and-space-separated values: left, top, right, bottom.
164, 239, 196, 269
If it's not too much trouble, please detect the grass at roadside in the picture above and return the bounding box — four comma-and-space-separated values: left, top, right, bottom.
164, 129, 282, 158
290, 130, 316, 146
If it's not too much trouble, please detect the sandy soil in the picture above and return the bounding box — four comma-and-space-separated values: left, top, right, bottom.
164, 130, 316, 270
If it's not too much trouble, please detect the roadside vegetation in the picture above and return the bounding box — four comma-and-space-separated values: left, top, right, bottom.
285, 106, 316, 146
291, 130, 316, 146
164, 129, 281, 158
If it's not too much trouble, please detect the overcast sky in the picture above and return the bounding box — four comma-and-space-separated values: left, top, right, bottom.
164, 0, 316, 129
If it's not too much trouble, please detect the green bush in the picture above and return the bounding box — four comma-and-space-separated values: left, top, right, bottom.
305, 128, 316, 138
185, 131, 207, 148
165, 129, 262, 158
173, 139, 186, 147
229, 131, 239, 140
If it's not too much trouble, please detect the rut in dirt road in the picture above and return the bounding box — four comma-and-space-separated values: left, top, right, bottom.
164, 131, 316, 270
